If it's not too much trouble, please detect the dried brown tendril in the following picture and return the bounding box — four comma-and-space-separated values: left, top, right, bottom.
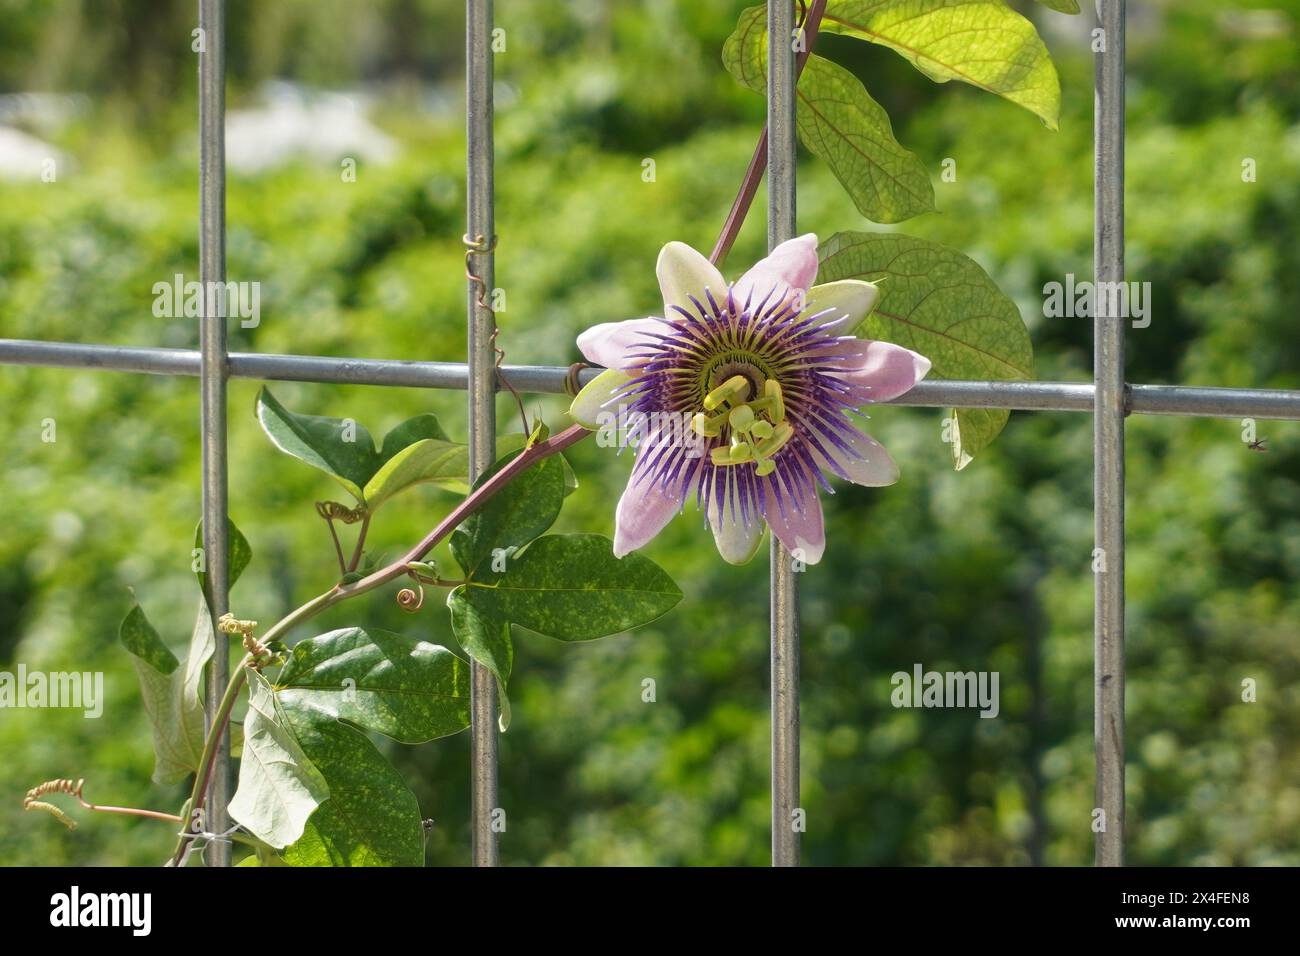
315, 500, 364, 524
396, 584, 425, 612
23, 778, 84, 831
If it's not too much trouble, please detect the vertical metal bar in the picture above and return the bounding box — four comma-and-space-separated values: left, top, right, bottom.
1093, 0, 1126, 867
197, 0, 231, 868
466, 0, 499, 868
768, 0, 800, 869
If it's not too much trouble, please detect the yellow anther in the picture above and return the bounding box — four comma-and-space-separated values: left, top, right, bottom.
750, 420, 774, 440
754, 458, 776, 477
710, 446, 735, 466
754, 421, 793, 458
729, 440, 753, 463
764, 379, 785, 423
704, 375, 751, 411
691, 412, 722, 438
728, 405, 755, 431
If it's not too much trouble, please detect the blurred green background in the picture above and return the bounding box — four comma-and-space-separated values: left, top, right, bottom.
1, 0, 1299, 866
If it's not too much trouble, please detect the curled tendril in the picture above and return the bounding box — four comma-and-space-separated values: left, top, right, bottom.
396, 584, 425, 612
218, 613, 275, 667
464, 232, 528, 435
491, 326, 530, 436
23, 778, 84, 831
316, 501, 364, 524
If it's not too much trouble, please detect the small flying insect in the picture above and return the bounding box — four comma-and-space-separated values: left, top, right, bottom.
1247, 437, 1269, 453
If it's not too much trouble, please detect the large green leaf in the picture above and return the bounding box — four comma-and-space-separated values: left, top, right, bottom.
260, 626, 468, 865
1034, 0, 1079, 13
256, 387, 382, 499
450, 454, 566, 577
816, 230, 1033, 468
821, 0, 1061, 129
362, 437, 468, 512
274, 626, 470, 742
256, 388, 471, 508
227, 672, 330, 849
194, 517, 252, 598
279, 698, 424, 867
376, 413, 450, 458
119, 598, 213, 785
461, 534, 682, 642
724, 7, 934, 223
447, 589, 513, 731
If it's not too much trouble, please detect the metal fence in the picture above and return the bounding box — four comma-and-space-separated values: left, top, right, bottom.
3, 0, 1299, 867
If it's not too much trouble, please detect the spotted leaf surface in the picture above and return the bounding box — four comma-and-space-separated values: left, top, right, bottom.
448, 588, 513, 731
450, 454, 566, 576
278, 698, 424, 867
461, 533, 682, 642
227, 672, 330, 850
821, 0, 1062, 129
119, 598, 213, 785
724, 6, 934, 224
817, 231, 1033, 468
275, 626, 470, 743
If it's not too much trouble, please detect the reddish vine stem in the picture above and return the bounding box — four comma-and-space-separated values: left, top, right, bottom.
173, 0, 829, 858
346, 513, 371, 572
170, 423, 593, 865
709, 0, 828, 267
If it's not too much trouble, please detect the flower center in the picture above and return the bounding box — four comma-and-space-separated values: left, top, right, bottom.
690, 372, 792, 477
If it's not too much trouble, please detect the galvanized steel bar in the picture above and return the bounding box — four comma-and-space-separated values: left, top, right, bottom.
1094, 0, 1127, 867
6, 340, 1300, 420
768, 0, 800, 869
466, 0, 499, 868
197, 0, 231, 868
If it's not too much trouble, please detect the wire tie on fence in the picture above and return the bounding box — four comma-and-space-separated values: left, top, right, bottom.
490, 326, 531, 436
462, 232, 498, 312
563, 362, 591, 397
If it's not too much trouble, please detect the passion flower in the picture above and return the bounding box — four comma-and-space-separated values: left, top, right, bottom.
569, 234, 930, 565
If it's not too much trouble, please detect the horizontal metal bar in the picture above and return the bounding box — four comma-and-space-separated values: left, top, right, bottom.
2, 339, 1299, 420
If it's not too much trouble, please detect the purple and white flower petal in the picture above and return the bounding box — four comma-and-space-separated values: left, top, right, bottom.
576, 317, 669, 371
803, 279, 879, 328
731, 233, 819, 309
570, 234, 930, 566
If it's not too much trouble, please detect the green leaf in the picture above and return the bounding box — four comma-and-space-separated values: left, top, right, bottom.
227, 672, 330, 849
377, 413, 450, 459
194, 517, 252, 598
279, 698, 424, 867
1034, 0, 1079, 13
119, 603, 178, 674
257, 388, 536, 511
413, 433, 577, 498
274, 626, 471, 742
816, 231, 1033, 468
448, 589, 513, 731
256, 387, 381, 500
233, 627, 453, 866
462, 534, 682, 642
119, 598, 213, 785
821, 0, 1061, 129
450, 454, 566, 576
724, 7, 934, 223
362, 437, 467, 512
